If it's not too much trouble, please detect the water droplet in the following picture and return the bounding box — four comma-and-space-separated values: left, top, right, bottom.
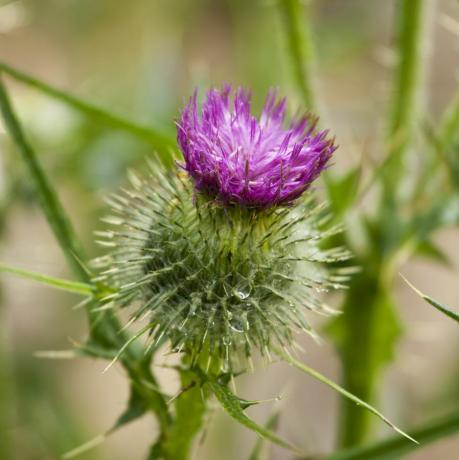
230, 312, 250, 333
235, 289, 250, 300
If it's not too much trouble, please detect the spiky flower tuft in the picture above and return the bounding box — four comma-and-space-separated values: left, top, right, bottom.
94, 87, 350, 373
177, 85, 336, 208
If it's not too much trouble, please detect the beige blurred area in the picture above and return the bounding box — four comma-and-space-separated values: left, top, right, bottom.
1, 0, 459, 459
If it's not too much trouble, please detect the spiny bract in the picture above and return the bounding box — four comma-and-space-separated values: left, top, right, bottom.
94, 163, 351, 372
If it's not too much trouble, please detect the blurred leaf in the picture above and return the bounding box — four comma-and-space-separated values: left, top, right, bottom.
0, 262, 94, 296
325, 409, 459, 460
401, 275, 459, 323
414, 239, 452, 267
207, 380, 298, 454
247, 411, 280, 460
276, 350, 416, 444
325, 166, 361, 217
0, 62, 175, 163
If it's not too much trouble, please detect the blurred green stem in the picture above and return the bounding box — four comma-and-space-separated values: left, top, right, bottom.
327, 409, 459, 460
440, 86, 459, 147
383, 0, 429, 194
338, 0, 429, 447
0, 75, 175, 457
0, 77, 89, 283
278, 0, 316, 109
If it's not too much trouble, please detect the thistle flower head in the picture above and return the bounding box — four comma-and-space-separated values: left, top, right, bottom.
95, 87, 349, 374
177, 85, 336, 208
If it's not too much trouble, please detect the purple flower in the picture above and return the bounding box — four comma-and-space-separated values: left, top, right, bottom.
176, 86, 336, 208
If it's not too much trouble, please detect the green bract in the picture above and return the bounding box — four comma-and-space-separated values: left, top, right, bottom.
94, 162, 351, 372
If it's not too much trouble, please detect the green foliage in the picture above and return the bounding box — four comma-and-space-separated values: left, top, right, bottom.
207, 379, 297, 454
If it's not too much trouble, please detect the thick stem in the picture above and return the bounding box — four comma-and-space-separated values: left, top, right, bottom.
278, 0, 317, 110
337, 0, 430, 447
337, 271, 401, 447
383, 0, 430, 196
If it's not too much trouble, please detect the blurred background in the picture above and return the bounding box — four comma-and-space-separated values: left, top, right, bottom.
0, 0, 458, 459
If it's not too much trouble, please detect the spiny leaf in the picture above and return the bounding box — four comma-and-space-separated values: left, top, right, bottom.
0, 262, 94, 296
206, 380, 300, 454
0, 61, 175, 161
109, 385, 148, 433
276, 350, 417, 444
401, 274, 459, 323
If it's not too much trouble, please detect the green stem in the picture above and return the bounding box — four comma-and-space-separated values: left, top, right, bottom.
0, 62, 175, 162
0, 75, 173, 452
278, 0, 316, 110
326, 410, 459, 460
383, 0, 429, 193
337, 0, 430, 448
0, 76, 90, 283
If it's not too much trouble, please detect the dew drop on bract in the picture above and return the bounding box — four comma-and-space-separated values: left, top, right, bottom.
230, 312, 249, 333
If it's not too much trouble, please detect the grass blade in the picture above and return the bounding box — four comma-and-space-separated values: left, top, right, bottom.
325, 409, 459, 460
0, 263, 93, 296
0, 62, 175, 161
401, 274, 459, 323
277, 350, 417, 444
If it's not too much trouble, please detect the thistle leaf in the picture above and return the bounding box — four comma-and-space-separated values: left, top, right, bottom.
0, 262, 94, 296
401, 275, 459, 323
109, 385, 148, 433
207, 380, 299, 454
276, 350, 417, 444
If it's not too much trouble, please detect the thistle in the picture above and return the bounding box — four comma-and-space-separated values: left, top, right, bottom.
95, 86, 350, 373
